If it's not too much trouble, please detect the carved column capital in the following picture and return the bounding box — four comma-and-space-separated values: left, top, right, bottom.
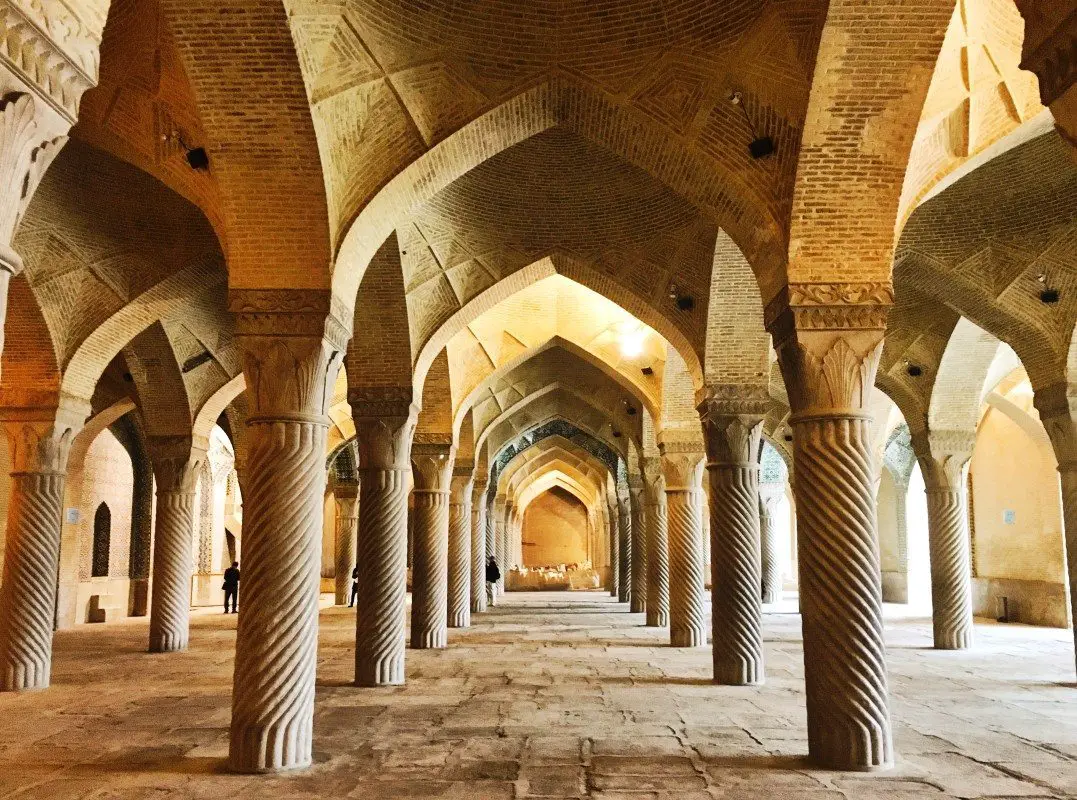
1016, 4, 1077, 107
0, 2, 103, 125
910, 429, 976, 491
412, 443, 455, 492
471, 474, 489, 505
766, 283, 890, 417
450, 470, 475, 503
0, 93, 67, 249
641, 456, 665, 502
334, 479, 359, 503
230, 289, 348, 423
147, 436, 205, 494
1034, 383, 1077, 470
658, 442, 705, 490
1, 399, 87, 474
700, 408, 764, 468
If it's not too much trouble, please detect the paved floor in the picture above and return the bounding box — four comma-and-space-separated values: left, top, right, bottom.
0, 591, 1075, 799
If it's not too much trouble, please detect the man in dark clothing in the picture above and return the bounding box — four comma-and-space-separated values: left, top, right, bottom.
349, 565, 359, 607
223, 562, 240, 614
485, 556, 500, 607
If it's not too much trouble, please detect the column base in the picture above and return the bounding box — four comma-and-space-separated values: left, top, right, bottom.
714, 658, 764, 686
762, 589, 781, 604
228, 720, 313, 774
646, 610, 669, 628
1, 663, 50, 692
670, 627, 705, 647
630, 598, 646, 614
411, 629, 447, 649
355, 655, 405, 687
448, 611, 470, 628
148, 633, 188, 654
933, 630, 973, 650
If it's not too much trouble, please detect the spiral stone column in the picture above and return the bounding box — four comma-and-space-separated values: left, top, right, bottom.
700, 392, 767, 685
1036, 385, 1077, 678
617, 490, 632, 604
148, 439, 204, 653
642, 458, 669, 627
493, 496, 506, 599
228, 298, 346, 773
353, 396, 417, 687
0, 405, 84, 692
333, 482, 359, 605
471, 476, 488, 614
411, 443, 455, 649
913, 430, 975, 650
759, 486, 783, 604
629, 477, 647, 614
448, 467, 474, 628
660, 442, 706, 647
770, 287, 894, 770
607, 499, 620, 597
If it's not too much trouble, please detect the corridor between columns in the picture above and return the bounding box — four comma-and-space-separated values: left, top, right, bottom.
0, 592, 1073, 799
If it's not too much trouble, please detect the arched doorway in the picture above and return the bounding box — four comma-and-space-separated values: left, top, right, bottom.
91, 503, 111, 578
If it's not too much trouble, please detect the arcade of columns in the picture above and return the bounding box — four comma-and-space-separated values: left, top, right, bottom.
0, 0, 1072, 783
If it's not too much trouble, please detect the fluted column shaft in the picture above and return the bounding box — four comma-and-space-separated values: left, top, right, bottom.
226, 303, 345, 773
494, 498, 507, 595
354, 454, 412, 686
471, 479, 488, 614
629, 483, 647, 614
0, 411, 83, 692
333, 484, 359, 605
608, 502, 620, 597
914, 433, 975, 651
448, 470, 474, 628
411, 444, 455, 649
772, 303, 894, 772
701, 401, 766, 685
643, 459, 669, 627
759, 488, 783, 603
147, 440, 203, 654
661, 447, 706, 647
617, 495, 632, 604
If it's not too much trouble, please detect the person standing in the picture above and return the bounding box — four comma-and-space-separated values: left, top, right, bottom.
485, 556, 500, 607
223, 561, 240, 614
349, 565, 359, 608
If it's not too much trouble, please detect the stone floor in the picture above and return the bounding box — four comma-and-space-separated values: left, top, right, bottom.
0, 591, 1075, 799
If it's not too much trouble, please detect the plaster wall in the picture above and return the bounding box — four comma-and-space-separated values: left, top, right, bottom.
521, 488, 589, 567
970, 407, 1066, 626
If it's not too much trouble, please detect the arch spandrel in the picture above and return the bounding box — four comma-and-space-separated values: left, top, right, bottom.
159, 0, 332, 290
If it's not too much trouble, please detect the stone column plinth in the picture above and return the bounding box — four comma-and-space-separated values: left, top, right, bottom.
629, 478, 646, 614
148, 439, 204, 653
913, 430, 975, 651
411, 443, 455, 649
448, 467, 474, 628
0, 406, 84, 691
353, 396, 416, 687
642, 458, 669, 627
617, 492, 632, 604
471, 477, 489, 614
227, 298, 345, 773
759, 487, 783, 604
770, 287, 893, 771
334, 482, 359, 606
660, 444, 706, 647
700, 391, 767, 685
